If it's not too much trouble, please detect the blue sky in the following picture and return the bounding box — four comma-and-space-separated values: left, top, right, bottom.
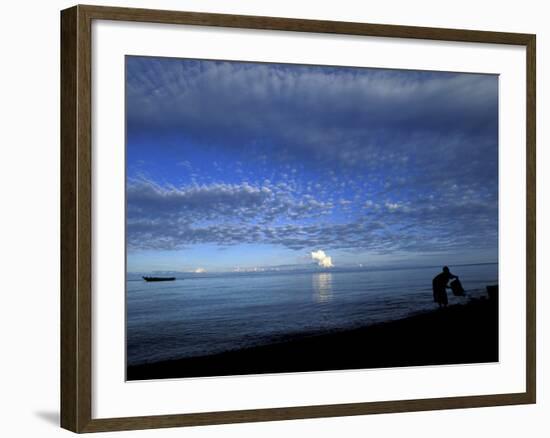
126, 56, 498, 273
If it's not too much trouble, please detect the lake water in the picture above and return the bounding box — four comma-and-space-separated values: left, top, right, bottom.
126, 263, 498, 366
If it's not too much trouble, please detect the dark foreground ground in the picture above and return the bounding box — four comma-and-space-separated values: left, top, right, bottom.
127, 297, 498, 381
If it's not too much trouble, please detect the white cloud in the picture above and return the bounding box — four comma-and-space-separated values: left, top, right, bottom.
385, 201, 413, 212
385, 202, 402, 212
311, 250, 334, 268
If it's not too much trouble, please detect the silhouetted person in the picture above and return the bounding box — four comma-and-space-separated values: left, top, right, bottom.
432, 266, 457, 308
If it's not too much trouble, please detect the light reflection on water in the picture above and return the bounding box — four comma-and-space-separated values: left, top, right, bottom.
312, 272, 333, 303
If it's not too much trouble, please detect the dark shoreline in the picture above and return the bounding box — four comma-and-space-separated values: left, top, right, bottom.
127, 297, 498, 381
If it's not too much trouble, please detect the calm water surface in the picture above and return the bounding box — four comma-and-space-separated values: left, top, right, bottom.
126, 264, 497, 366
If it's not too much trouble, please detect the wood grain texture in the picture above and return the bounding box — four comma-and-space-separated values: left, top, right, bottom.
60, 4, 536, 433
80, 392, 534, 433
525, 35, 536, 404
60, 5, 78, 432
78, 4, 533, 44
76, 4, 93, 432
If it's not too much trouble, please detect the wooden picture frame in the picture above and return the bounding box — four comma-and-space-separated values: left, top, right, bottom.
61, 4, 536, 433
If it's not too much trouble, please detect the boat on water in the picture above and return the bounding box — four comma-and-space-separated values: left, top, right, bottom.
142, 276, 176, 282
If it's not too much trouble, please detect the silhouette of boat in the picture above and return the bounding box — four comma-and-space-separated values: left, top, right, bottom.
142, 276, 176, 282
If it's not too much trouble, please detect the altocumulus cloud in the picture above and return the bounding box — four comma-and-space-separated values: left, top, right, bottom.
127, 177, 497, 254
125, 57, 499, 263
127, 177, 333, 224
127, 57, 497, 181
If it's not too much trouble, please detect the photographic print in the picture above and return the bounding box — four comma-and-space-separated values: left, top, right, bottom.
125, 56, 499, 381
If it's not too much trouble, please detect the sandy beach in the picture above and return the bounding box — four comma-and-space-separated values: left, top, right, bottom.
127, 296, 498, 381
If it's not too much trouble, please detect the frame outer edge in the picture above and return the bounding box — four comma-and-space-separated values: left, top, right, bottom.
61, 4, 94, 433
60, 4, 537, 432
60, 5, 79, 433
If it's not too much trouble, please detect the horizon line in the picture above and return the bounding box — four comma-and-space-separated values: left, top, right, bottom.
127, 261, 498, 275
